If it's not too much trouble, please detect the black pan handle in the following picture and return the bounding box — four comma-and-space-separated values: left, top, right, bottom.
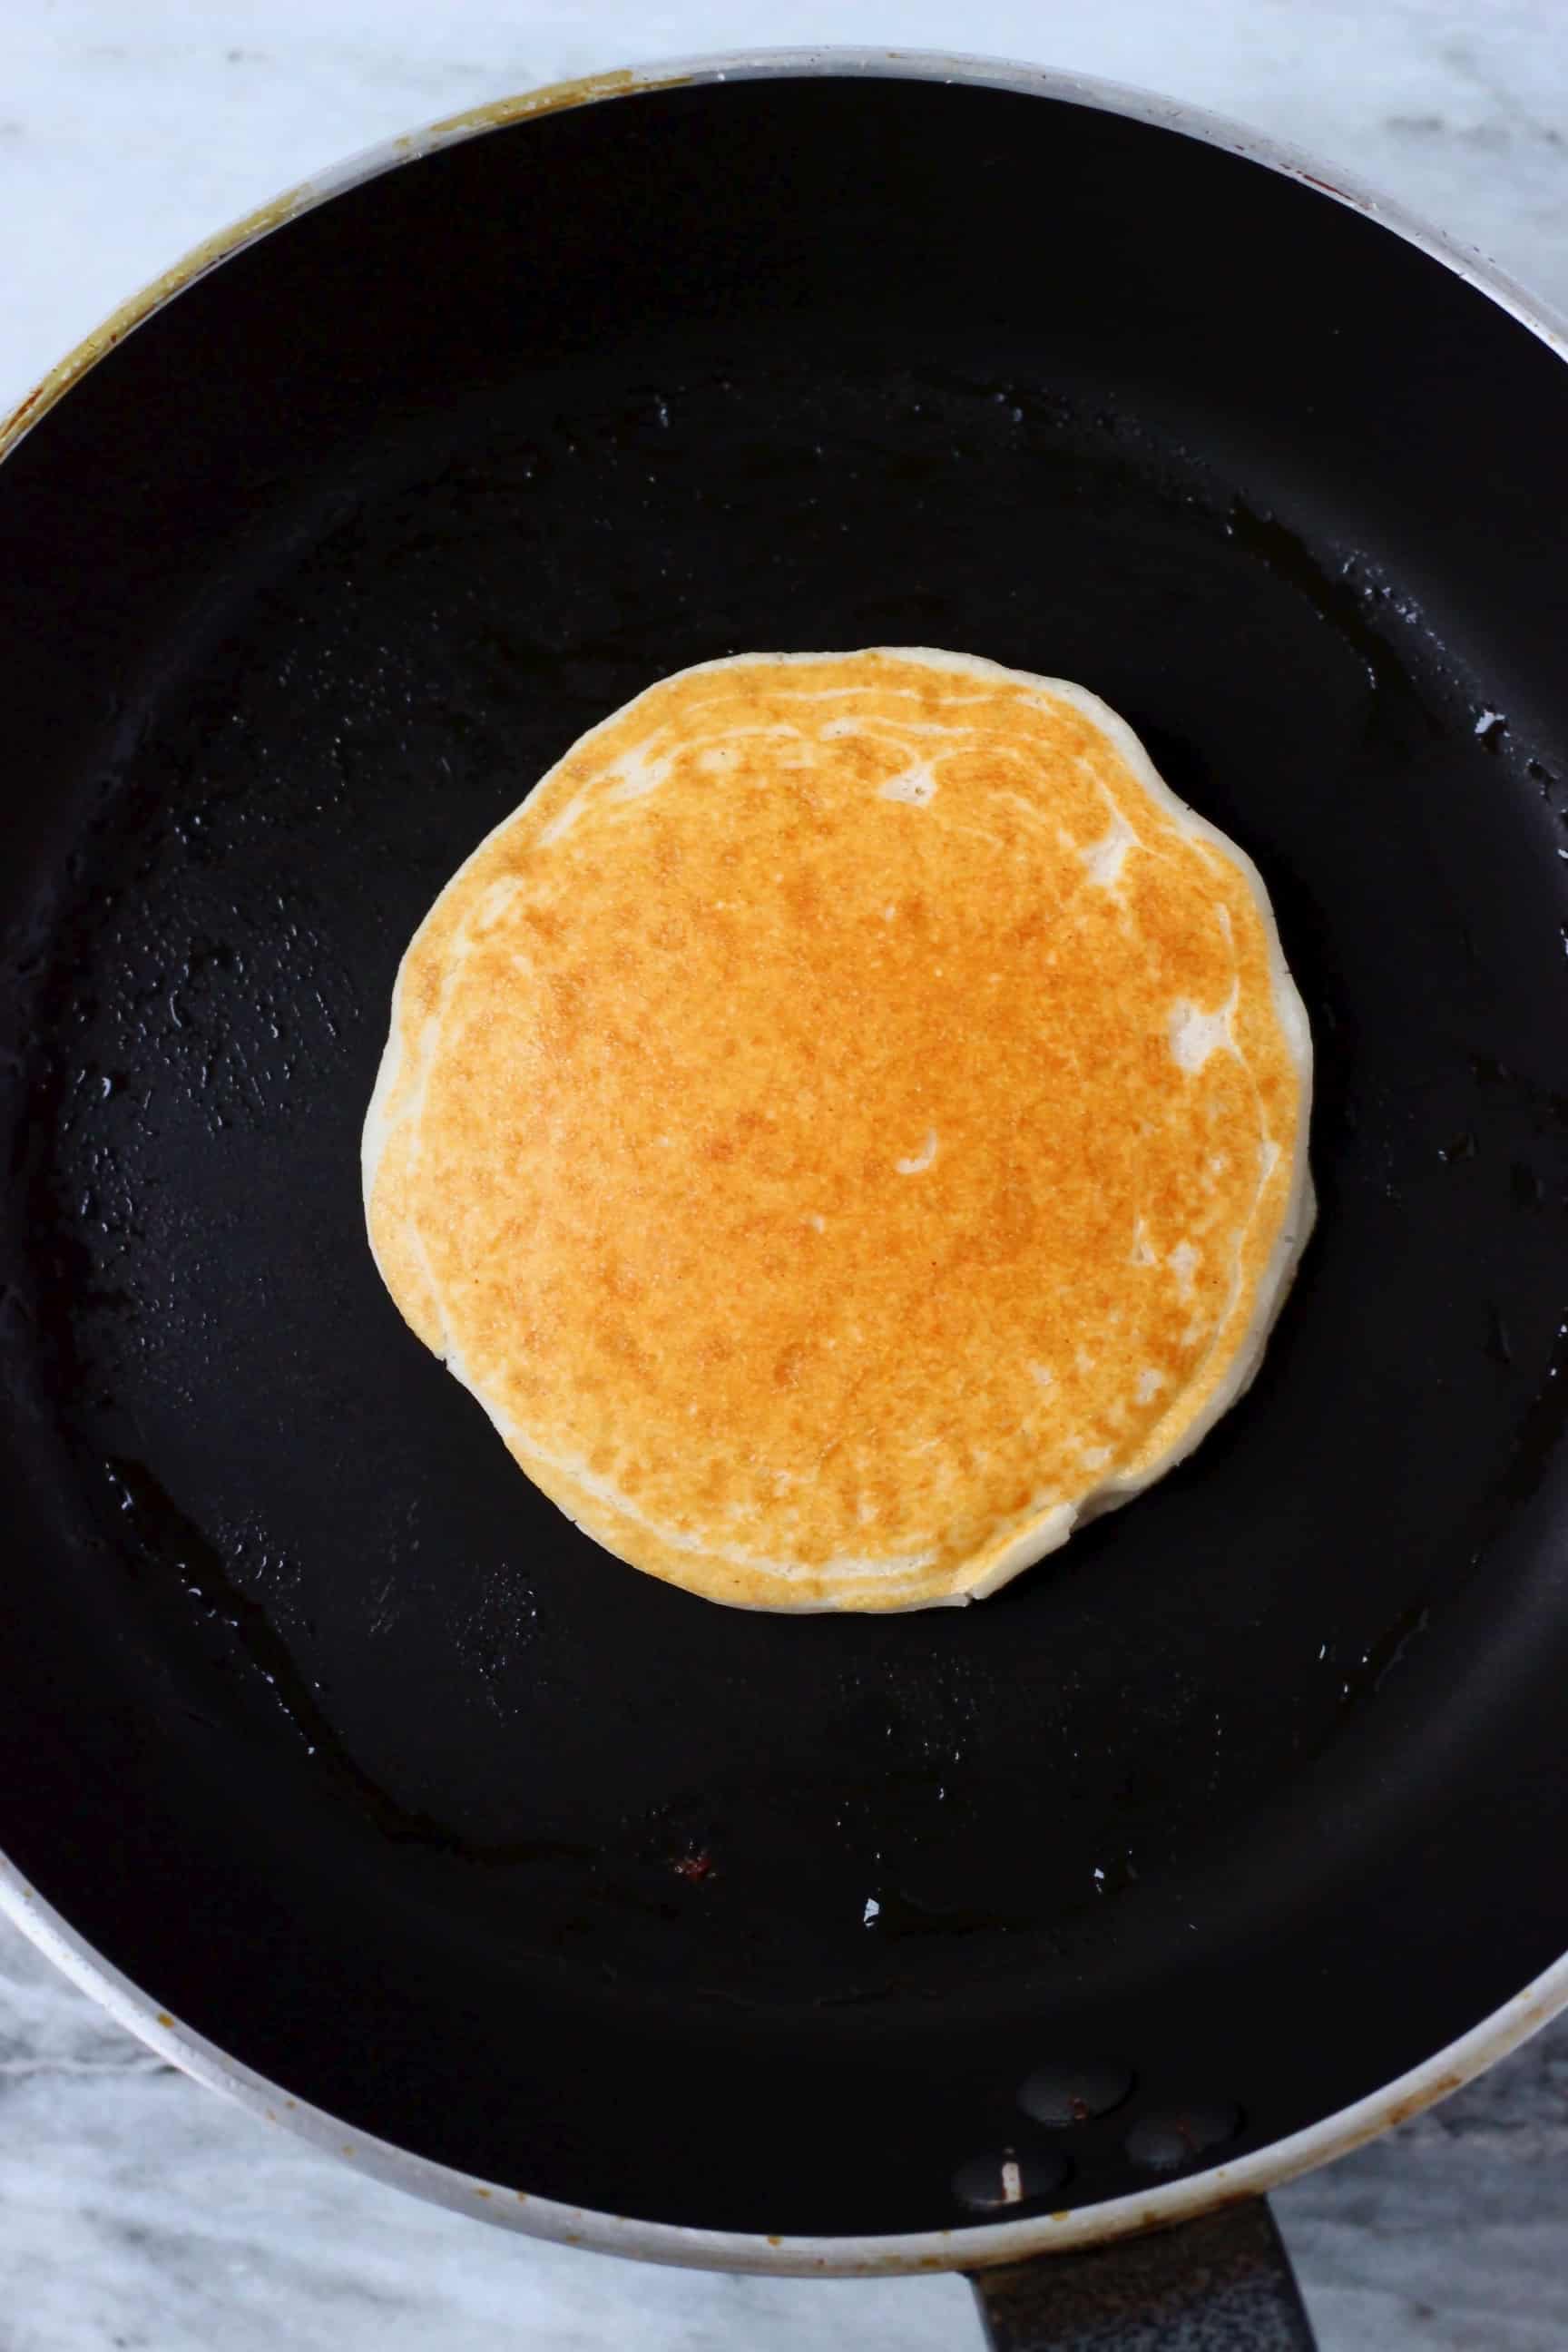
966, 2198, 1316, 2350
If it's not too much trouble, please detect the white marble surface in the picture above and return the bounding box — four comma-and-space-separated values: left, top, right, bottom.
2, 3, 1566, 2347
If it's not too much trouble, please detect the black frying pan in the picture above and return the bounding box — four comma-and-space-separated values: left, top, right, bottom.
3, 53, 1567, 2350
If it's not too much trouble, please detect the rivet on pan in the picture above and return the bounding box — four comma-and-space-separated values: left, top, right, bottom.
1124, 2103, 1242, 2172
1018, 2058, 1134, 2126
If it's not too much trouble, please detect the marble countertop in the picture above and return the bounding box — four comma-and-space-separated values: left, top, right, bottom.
2, 4, 1566, 2347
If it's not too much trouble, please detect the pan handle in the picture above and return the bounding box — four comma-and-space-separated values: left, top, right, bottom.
966, 2198, 1316, 2350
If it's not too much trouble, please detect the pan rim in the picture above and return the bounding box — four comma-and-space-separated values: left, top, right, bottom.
5, 40, 1567, 468
4, 41, 1566, 2276
6, 1854, 1567, 2273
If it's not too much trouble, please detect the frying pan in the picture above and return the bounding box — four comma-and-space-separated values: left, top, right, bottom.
3, 48, 1567, 2350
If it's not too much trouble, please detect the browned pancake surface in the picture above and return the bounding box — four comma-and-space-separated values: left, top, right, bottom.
365, 650, 1311, 1610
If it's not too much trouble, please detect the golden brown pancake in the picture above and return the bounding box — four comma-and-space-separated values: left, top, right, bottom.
364, 649, 1312, 1611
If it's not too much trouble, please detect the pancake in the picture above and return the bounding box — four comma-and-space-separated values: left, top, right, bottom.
363, 648, 1313, 1612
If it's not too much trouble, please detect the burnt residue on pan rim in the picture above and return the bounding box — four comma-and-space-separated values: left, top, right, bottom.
3, 44, 1568, 2276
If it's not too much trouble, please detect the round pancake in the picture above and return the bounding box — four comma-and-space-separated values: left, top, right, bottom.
363, 649, 1313, 1612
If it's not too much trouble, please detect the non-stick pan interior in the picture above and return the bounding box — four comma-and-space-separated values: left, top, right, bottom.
3, 74, 1568, 2237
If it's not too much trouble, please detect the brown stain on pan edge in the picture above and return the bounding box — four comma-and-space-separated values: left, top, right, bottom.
0, 183, 308, 460
420, 67, 646, 144
0, 66, 673, 468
